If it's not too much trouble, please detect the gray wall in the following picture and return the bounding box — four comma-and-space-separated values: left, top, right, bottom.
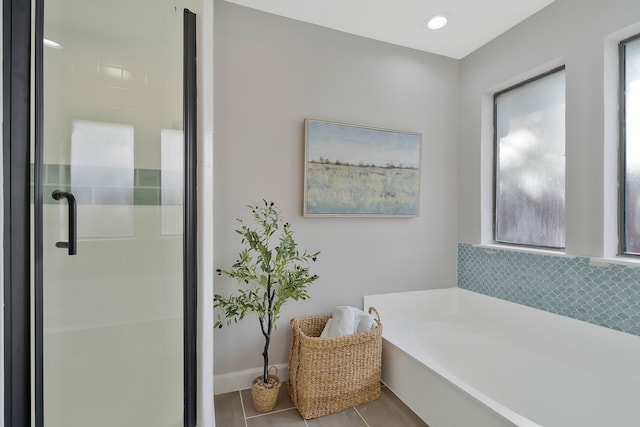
458, 0, 640, 257
213, 0, 459, 375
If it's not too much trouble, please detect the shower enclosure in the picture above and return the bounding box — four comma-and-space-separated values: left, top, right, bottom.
29, 0, 197, 425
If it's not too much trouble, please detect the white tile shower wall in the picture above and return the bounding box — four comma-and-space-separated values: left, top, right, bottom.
43, 15, 182, 171
43, 205, 182, 333
458, 243, 640, 336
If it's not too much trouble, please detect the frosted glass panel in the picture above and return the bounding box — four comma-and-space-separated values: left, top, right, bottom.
71, 120, 135, 237
161, 129, 184, 235
42, 0, 185, 425
624, 38, 640, 254
495, 69, 566, 248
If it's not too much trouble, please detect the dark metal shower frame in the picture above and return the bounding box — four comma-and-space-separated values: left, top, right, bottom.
3, 1, 198, 425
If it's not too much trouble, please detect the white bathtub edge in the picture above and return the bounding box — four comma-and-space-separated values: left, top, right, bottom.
365, 287, 640, 427
381, 336, 541, 427
364, 288, 544, 427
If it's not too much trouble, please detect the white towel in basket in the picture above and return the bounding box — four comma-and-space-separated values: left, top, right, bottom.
320, 306, 377, 337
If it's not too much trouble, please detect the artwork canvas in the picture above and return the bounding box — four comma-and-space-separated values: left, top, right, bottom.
304, 119, 421, 216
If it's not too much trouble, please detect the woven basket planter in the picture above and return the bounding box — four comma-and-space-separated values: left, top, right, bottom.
287, 308, 382, 419
251, 366, 281, 412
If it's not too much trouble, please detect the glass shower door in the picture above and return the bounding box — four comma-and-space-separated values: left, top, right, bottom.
41, 0, 186, 425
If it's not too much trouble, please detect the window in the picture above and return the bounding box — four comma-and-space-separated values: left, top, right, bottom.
494, 67, 566, 248
621, 35, 640, 255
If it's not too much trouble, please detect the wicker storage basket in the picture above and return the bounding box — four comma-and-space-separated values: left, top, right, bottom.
288, 307, 382, 419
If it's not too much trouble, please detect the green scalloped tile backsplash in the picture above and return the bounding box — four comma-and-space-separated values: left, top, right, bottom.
458, 243, 640, 336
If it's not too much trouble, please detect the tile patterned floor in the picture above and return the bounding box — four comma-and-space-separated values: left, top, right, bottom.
214, 384, 429, 427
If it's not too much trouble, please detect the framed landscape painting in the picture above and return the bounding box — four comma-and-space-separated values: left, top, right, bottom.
304, 119, 422, 217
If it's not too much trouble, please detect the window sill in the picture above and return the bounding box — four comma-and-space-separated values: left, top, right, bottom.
470, 244, 640, 268
588, 256, 640, 268
472, 243, 574, 258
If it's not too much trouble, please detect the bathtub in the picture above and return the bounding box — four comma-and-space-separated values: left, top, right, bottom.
363, 287, 640, 427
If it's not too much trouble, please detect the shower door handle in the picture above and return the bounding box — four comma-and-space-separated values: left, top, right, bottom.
52, 190, 77, 255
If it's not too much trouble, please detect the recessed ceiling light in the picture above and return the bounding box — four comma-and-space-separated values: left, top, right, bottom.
425, 15, 448, 30
43, 38, 62, 49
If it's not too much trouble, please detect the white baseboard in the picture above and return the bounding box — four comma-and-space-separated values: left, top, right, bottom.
214, 363, 289, 395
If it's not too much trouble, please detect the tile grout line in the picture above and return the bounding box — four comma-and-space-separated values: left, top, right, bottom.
238, 390, 249, 427
353, 407, 371, 427
245, 406, 298, 420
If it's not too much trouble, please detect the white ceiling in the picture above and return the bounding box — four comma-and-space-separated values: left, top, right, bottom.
224, 0, 557, 59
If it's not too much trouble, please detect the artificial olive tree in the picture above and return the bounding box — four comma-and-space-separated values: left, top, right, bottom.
214, 200, 320, 385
